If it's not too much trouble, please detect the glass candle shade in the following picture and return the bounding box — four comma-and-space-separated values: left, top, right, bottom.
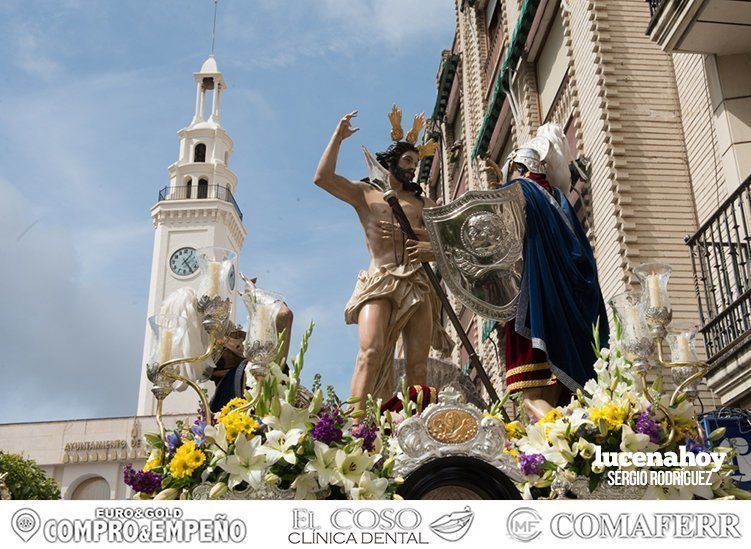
610, 291, 654, 369
196, 247, 237, 300
666, 325, 700, 364
148, 314, 187, 365
634, 261, 672, 314
242, 288, 284, 366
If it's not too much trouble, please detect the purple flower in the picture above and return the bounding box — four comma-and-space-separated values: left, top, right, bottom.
191, 420, 206, 445
165, 431, 182, 455
685, 438, 711, 455
351, 422, 378, 451
123, 464, 162, 495
311, 407, 344, 445
518, 452, 546, 476
634, 409, 663, 444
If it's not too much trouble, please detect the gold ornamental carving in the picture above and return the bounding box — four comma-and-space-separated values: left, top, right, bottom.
427, 409, 478, 444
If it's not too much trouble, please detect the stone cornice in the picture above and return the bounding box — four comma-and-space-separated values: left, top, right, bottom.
151, 201, 247, 248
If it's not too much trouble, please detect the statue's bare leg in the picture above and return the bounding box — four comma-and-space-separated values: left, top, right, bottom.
521, 383, 561, 422
350, 298, 392, 410
402, 297, 432, 388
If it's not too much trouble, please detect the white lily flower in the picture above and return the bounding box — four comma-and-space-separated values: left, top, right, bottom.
349, 471, 389, 500
217, 433, 267, 489
304, 441, 341, 488
620, 424, 650, 453
262, 428, 304, 465
335, 447, 376, 490
291, 472, 320, 500
518, 423, 568, 467
574, 437, 596, 460
204, 422, 230, 453
263, 400, 310, 432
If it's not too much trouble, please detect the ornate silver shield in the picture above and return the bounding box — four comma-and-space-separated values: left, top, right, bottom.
423, 184, 526, 321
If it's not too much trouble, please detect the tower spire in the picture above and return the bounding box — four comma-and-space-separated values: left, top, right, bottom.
210, 0, 219, 56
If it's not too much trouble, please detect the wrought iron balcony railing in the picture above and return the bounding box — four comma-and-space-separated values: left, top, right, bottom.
158, 184, 243, 220
647, 0, 662, 16
686, 175, 751, 363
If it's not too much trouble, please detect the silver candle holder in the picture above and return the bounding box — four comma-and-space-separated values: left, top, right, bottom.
149, 247, 237, 446
609, 262, 709, 448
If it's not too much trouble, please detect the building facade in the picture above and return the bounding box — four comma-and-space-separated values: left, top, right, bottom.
422, 0, 751, 409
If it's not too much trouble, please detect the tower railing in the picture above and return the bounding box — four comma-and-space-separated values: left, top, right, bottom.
158, 184, 243, 220
686, 174, 751, 363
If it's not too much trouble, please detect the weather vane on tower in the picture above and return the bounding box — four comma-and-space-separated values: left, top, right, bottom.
210, 0, 219, 56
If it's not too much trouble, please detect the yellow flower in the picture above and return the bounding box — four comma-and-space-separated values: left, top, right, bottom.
673, 421, 698, 441
143, 457, 160, 472
503, 447, 519, 458
589, 403, 627, 431
218, 397, 249, 418
537, 408, 563, 425
169, 440, 206, 479
219, 413, 260, 442
504, 420, 525, 439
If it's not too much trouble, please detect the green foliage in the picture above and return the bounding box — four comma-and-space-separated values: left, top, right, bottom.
0, 452, 60, 500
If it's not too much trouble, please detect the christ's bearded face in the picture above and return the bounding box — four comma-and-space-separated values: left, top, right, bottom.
391, 150, 419, 186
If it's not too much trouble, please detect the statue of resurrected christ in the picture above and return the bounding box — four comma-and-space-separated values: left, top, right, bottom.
313, 107, 452, 409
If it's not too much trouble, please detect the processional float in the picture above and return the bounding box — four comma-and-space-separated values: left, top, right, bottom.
142, 151, 718, 500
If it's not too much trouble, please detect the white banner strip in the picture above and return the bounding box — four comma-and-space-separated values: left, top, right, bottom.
0, 499, 749, 548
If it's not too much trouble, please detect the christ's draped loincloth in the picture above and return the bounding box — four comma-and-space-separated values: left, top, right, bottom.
345, 262, 453, 398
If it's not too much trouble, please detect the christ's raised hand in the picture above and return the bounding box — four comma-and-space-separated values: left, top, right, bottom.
335, 110, 360, 141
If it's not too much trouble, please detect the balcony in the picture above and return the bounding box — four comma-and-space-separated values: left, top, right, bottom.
157, 184, 243, 220
687, 175, 751, 366
647, 0, 751, 55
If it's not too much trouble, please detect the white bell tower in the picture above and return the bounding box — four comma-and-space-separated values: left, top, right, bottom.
136, 55, 247, 416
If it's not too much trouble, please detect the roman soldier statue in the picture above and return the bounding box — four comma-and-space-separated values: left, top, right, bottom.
489, 124, 609, 420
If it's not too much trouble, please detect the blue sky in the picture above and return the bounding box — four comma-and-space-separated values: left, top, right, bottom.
0, 0, 455, 422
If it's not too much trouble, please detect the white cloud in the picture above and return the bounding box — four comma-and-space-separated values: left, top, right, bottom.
0, 178, 144, 423
221, 0, 455, 69
9, 22, 63, 79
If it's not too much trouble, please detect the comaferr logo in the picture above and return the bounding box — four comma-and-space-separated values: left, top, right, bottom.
550, 513, 741, 539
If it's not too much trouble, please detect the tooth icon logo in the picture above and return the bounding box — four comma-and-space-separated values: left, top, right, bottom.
12, 508, 41, 542
430, 506, 474, 542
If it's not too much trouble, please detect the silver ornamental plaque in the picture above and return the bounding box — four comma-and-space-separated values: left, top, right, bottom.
423, 184, 526, 321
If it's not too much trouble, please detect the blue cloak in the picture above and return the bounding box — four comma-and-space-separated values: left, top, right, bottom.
506, 177, 609, 391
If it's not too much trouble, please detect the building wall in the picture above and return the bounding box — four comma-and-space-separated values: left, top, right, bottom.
672, 52, 727, 225
0, 414, 187, 499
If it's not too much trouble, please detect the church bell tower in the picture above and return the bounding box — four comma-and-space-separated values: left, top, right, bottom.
136, 55, 247, 416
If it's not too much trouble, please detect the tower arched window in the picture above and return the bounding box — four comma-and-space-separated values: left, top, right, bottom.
194, 143, 206, 162
197, 178, 209, 199
185, 177, 193, 199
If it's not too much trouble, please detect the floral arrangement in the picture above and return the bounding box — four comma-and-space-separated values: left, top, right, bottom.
126, 317, 750, 501
494, 322, 750, 500
126, 323, 411, 500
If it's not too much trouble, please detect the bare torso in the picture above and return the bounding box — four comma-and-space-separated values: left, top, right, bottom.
356, 185, 427, 270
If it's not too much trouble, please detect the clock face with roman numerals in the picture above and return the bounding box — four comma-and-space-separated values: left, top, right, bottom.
169, 247, 198, 276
